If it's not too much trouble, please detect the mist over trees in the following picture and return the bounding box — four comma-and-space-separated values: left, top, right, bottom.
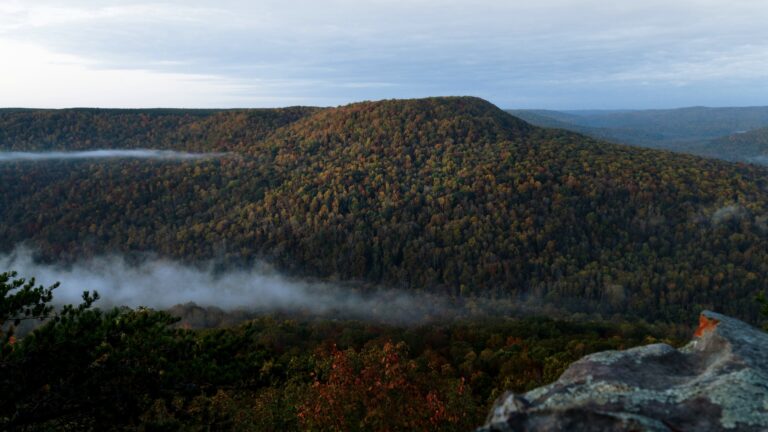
4, 97, 768, 430
2, 97, 768, 324
1, 270, 670, 430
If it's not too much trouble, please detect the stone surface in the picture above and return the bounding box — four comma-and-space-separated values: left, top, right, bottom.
479, 311, 768, 431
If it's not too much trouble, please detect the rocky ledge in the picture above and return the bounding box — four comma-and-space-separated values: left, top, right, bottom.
479, 311, 768, 431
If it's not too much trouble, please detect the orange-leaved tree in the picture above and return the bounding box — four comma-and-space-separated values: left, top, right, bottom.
298, 341, 475, 431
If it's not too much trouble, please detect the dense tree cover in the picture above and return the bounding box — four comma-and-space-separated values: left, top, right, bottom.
0, 271, 57, 334
758, 291, 768, 331
2, 97, 768, 322
696, 127, 768, 164
1, 271, 667, 431
0, 107, 318, 152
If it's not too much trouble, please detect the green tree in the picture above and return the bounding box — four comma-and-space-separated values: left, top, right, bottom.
757, 292, 768, 331
0, 271, 59, 345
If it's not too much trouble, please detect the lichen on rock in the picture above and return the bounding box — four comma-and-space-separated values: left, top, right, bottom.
479, 311, 768, 431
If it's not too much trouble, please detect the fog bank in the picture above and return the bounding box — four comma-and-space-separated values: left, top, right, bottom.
0, 248, 458, 324
0, 149, 228, 162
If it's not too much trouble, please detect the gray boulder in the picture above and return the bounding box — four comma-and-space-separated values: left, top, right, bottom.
479, 311, 768, 431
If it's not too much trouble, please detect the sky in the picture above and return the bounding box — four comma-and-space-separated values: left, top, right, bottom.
1, 0, 767, 109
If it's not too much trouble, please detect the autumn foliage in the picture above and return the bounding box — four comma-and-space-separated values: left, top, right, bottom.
1, 269, 670, 430
299, 341, 473, 431
2, 98, 768, 323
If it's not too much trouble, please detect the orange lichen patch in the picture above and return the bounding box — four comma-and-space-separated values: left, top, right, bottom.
694, 315, 720, 337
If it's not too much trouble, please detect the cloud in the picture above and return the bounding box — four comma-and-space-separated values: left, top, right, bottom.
0, 40, 265, 108
2, 1, 768, 108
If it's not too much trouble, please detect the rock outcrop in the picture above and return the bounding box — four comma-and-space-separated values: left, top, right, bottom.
479, 311, 768, 431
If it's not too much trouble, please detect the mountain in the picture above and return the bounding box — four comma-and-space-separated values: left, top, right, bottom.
2, 97, 768, 322
695, 127, 768, 164
507, 106, 768, 155
0, 107, 319, 152
508, 109, 667, 147
504, 109, 589, 130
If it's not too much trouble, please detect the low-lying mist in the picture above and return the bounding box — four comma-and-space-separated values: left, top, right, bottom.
747, 155, 768, 166
0, 149, 228, 162
0, 247, 484, 326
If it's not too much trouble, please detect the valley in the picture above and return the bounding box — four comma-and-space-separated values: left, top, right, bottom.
2, 97, 767, 322
2, 97, 767, 430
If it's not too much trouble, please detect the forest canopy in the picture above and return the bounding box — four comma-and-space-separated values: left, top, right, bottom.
0, 270, 670, 431
1, 97, 768, 323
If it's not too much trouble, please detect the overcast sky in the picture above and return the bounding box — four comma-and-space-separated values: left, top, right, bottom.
1, 0, 767, 109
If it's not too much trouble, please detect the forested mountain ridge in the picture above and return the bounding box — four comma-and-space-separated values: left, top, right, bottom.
508, 106, 768, 160
0, 106, 319, 152
697, 127, 768, 164
2, 97, 768, 323
560, 106, 768, 139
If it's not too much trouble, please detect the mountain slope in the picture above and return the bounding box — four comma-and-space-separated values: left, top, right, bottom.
573, 106, 768, 138
697, 127, 768, 164
0, 107, 319, 152
506, 109, 602, 133
507, 109, 666, 146
508, 106, 768, 154
2, 97, 768, 322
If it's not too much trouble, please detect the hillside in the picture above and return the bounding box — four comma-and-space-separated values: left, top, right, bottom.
508, 106, 768, 156
565, 106, 768, 139
504, 109, 589, 131
2, 97, 768, 322
0, 107, 319, 152
508, 109, 666, 147
697, 127, 768, 164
